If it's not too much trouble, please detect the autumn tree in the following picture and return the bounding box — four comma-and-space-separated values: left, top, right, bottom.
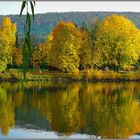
79, 29, 92, 69
48, 21, 82, 72
12, 47, 23, 67
93, 14, 140, 70
88, 17, 101, 40
79, 18, 100, 69
31, 33, 52, 69
0, 17, 16, 72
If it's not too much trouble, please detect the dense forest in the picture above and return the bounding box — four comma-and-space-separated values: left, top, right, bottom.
1, 12, 140, 43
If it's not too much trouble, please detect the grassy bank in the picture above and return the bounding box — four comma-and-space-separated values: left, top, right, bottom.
1, 69, 140, 82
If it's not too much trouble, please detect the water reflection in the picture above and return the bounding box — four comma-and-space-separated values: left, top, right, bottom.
0, 82, 140, 138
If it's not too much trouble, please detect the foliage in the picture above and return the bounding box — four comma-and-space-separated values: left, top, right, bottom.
20, 1, 35, 80
0, 17, 16, 72
88, 17, 101, 40
48, 21, 82, 72
79, 29, 92, 69
93, 14, 140, 70
1, 12, 140, 43
12, 47, 23, 67
31, 33, 52, 69
1, 13, 140, 74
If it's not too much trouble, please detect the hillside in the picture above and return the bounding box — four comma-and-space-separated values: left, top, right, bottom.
1, 11, 140, 43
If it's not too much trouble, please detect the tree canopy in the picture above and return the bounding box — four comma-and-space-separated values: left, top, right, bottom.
48, 21, 82, 72
0, 17, 16, 72
93, 14, 140, 70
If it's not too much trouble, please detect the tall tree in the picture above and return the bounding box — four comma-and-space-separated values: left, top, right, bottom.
48, 21, 82, 72
0, 17, 16, 72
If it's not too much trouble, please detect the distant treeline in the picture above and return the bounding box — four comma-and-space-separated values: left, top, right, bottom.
1, 12, 140, 43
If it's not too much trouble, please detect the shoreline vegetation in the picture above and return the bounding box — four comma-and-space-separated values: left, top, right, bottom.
1, 69, 140, 82
1, 14, 140, 81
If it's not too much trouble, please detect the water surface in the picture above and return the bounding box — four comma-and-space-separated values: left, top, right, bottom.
0, 82, 140, 139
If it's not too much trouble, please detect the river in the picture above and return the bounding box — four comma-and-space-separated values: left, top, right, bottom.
0, 82, 140, 139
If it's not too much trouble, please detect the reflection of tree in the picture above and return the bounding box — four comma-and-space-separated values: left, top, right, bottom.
28, 82, 140, 138
29, 83, 81, 135
78, 83, 140, 138
0, 87, 15, 135
48, 84, 80, 135
1, 82, 140, 138
0, 84, 24, 136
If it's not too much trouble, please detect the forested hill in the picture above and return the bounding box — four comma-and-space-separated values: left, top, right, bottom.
1, 11, 140, 43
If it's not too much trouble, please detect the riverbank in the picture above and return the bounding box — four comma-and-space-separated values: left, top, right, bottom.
1, 69, 140, 82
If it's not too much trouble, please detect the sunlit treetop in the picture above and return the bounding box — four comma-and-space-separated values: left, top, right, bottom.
0, 17, 17, 72
93, 14, 140, 70
1, 17, 12, 28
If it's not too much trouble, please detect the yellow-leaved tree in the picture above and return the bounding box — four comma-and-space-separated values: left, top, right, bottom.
0, 17, 16, 72
48, 21, 82, 73
93, 14, 140, 71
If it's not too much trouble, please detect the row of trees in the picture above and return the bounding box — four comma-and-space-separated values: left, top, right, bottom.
0, 14, 140, 72
31, 14, 140, 72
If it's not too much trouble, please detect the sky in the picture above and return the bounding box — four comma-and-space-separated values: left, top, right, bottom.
0, 2, 140, 15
